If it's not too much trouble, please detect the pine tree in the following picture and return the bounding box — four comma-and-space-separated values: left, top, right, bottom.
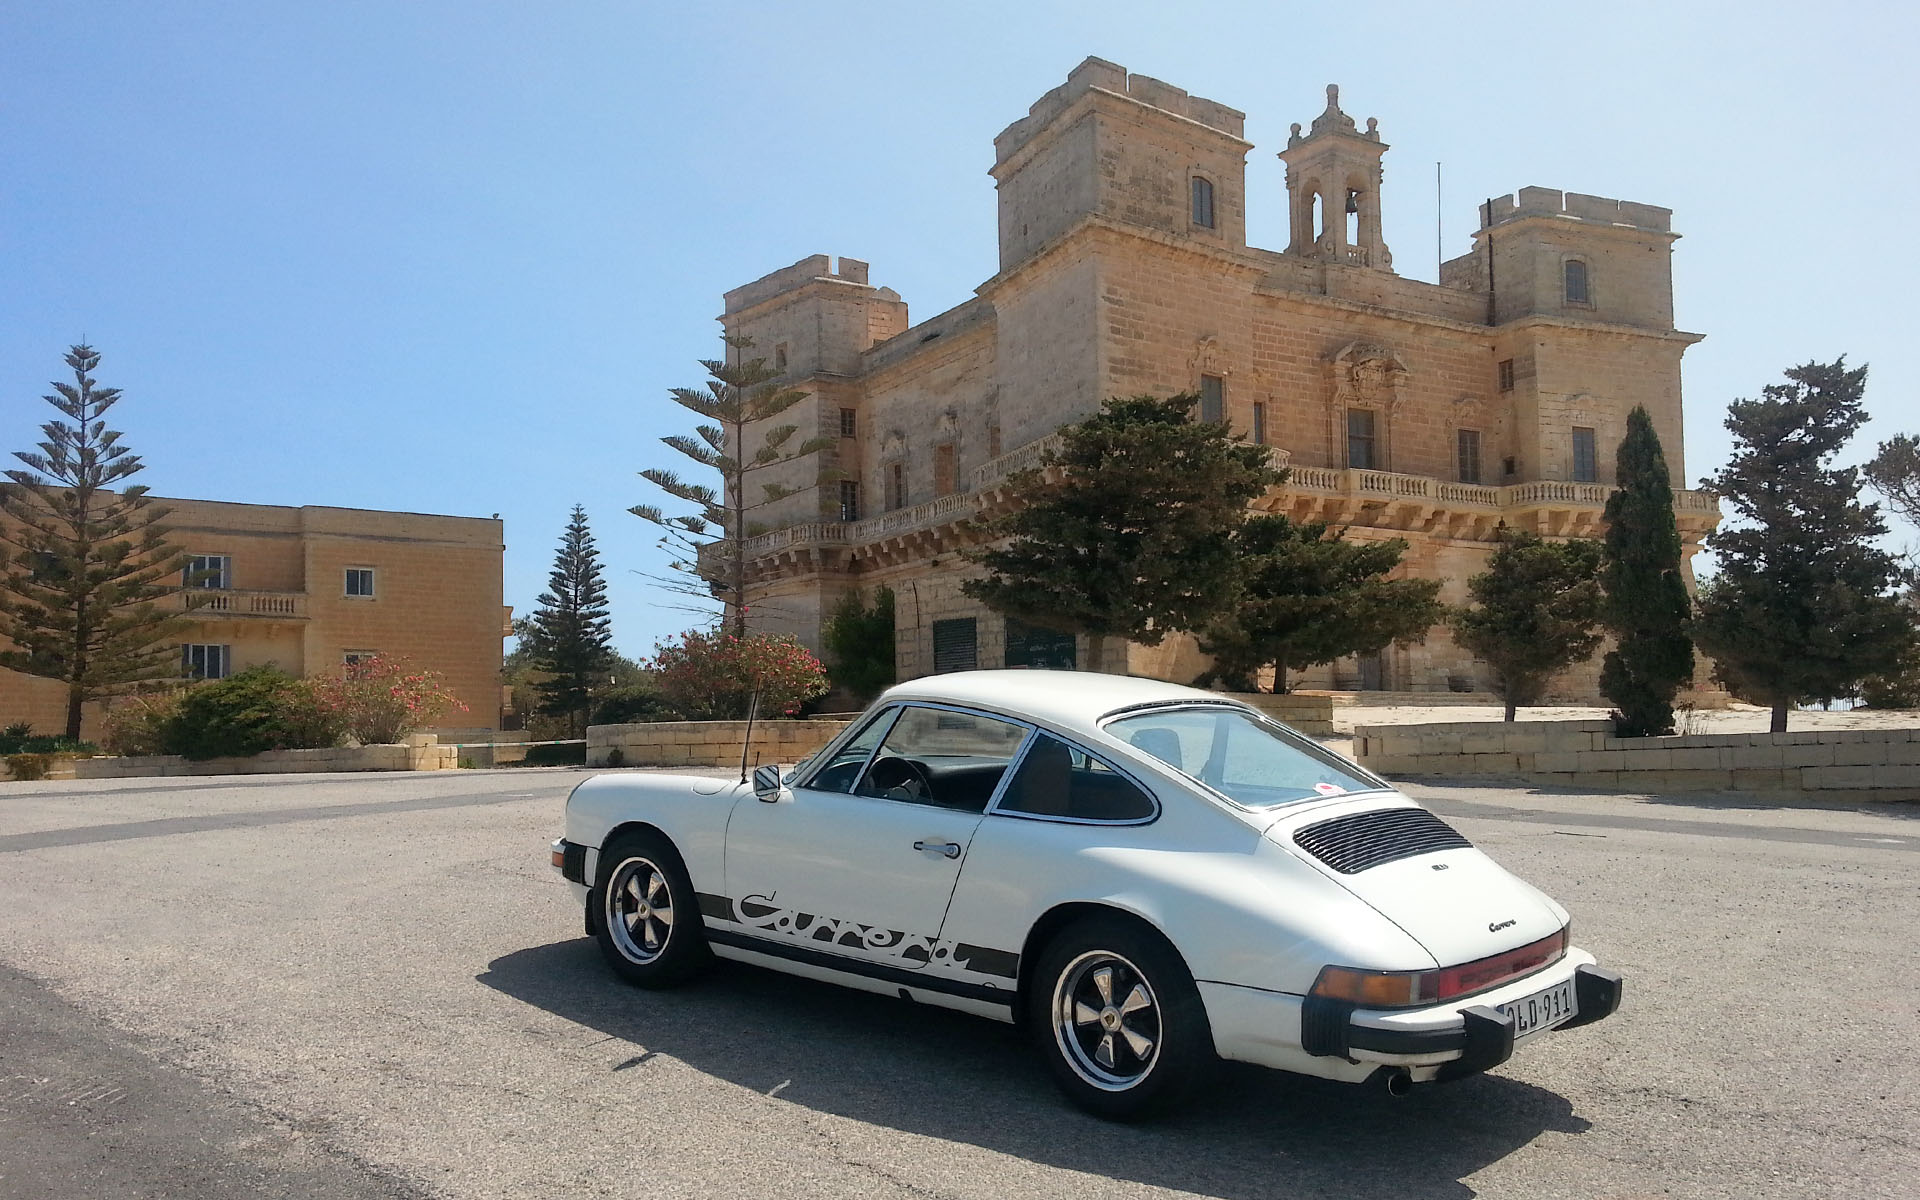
1452, 530, 1605, 721
1197, 517, 1442, 693
0, 345, 188, 739
630, 335, 827, 639
1864, 433, 1920, 529
1598, 406, 1695, 736
1693, 359, 1913, 732
822, 586, 896, 703
525, 505, 614, 737
961, 394, 1282, 672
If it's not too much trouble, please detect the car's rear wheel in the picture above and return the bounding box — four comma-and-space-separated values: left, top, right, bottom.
1029, 915, 1212, 1120
593, 831, 711, 987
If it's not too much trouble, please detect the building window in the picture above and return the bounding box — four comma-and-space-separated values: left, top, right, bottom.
1005, 617, 1076, 670
1572, 428, 1598, 482
343, 649, 379, 667
1564, 260, 1590, 306
886, 462, 905, 511
934, 443, 957, 496
183, 554, 230, 589
838, 480, 860, 522
345, 567, 376, 598
1497, 358, 1515, 392
931, 618, 978, 674
988, 419, 1002, 458
1198, 374, 1225, 424
774, 342, 789, 370
839, 408, 856, 438
1346, 408, 1377, 470
1457, 429, 1483, 484
1191, 176, 1215, 229
1251, 401, 1267, 446
182, 643, 230, 680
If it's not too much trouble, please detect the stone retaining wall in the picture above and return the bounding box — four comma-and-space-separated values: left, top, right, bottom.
587, 720, 851, 769
1230, 693, 1336, 736
2, 735, 457, 781
1354, 720, 1920, 800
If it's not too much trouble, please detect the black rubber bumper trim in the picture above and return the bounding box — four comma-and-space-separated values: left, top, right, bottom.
557, 840, 588, 885
1555, 963, 1624, 1030
1434, 1005, 1516, 1082
1348, 1021, 1467, 1056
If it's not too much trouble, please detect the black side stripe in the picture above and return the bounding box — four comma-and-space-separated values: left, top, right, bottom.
705, 927, 1016, 1008
695, 892, 735, 921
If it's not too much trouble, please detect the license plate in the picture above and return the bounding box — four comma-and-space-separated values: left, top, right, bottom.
1500, 978, 1577, 1039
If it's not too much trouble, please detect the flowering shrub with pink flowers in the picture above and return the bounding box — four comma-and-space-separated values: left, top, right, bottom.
647, 629, 830, 720
307, 654, 468, 744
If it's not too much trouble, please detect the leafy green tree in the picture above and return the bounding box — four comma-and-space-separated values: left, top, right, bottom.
1453, 530, 1605, 721
1864, 433, 1920, 529
822, 586, 896, 703
0, 345, 189, 739
1693, 360, 1914, 732
963, 394, 1282, 673
525, 505, 614, 737
630, 335, 828, 639
1598, 406, 1695, 736
1197, 517, 1442, 693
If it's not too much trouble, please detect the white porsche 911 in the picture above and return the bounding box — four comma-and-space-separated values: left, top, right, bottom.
551, 670, 1620, 1118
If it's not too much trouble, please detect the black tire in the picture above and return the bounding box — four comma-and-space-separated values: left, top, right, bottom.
1027, 915, 1214, 1120
592, 830, 711, 987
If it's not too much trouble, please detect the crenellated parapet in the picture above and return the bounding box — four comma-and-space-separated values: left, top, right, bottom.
1478, 187, 1673, 235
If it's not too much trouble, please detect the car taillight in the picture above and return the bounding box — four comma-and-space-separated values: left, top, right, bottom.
1310, 927, 1569, 1008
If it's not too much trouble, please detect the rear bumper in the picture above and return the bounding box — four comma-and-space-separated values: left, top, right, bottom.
1202, 950, 1620, 1084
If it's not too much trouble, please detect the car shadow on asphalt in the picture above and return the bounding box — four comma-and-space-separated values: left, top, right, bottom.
478, 939, 1589, 1200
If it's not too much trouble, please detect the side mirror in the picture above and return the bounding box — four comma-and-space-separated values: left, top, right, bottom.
751, 764, 784, 803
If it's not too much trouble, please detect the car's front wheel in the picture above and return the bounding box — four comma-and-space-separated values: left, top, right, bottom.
592, 831, 711, 987
1029, 915, 1213, 1120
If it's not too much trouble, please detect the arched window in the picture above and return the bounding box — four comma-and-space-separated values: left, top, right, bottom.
1564, 259, 1590, 305
1190, 176, 1215, 229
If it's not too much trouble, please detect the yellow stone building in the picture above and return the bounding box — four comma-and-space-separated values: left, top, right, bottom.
0, 497, 509, 739
720, 58, 1720, 696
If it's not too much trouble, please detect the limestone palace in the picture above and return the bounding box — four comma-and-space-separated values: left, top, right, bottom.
715, 57, 1719, 697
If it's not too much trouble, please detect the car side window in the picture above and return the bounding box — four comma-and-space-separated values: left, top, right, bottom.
996, 732, 1156, 823
803, 707, 901, 794
854, 706, 1029, 813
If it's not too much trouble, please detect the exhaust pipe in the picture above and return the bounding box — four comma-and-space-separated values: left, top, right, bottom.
1378, 1067, 1413, 1097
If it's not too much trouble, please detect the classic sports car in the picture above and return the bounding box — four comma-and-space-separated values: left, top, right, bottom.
551, 670, 1620, 1118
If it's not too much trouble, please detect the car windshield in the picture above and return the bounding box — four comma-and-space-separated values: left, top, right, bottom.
1105, 705, 1384, 808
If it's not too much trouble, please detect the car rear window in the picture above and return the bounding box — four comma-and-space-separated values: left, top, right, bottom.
1106, 705, 1382, 808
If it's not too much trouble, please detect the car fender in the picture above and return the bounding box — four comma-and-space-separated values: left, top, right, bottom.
564, 772, 746, 892
940, 798, 1435, 1000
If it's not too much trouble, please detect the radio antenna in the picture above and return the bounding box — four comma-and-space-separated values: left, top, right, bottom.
738, 689, 760, 784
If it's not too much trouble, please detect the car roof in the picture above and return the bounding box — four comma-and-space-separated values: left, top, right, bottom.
874, 669, 1240, 731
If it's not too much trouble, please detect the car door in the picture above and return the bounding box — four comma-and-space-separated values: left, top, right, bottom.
720, 703, 1031, 977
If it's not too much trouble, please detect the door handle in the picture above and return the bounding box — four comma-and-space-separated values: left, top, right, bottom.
913, 840, 962, 860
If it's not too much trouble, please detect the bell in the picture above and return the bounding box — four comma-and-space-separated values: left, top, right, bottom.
1345, 190, 1360, 215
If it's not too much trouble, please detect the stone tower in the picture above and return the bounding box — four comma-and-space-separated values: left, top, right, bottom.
1277, 85, 1393, 271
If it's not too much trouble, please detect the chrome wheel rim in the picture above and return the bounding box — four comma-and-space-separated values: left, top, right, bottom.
605, 856, 674, 964
1051, 950, 1161, 1091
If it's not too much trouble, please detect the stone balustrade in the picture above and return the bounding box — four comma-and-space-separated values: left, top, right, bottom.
177, 588, 309, 619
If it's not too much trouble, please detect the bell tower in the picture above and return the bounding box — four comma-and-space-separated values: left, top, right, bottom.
1278, 85, 1393, 271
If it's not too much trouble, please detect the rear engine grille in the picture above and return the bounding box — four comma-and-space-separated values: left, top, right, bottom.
1294, 807, 1471, 874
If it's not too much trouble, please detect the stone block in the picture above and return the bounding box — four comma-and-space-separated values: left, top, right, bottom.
1618, 747, 1673, 770
1669, 747, 1724, 770
1730, 745, 1785, 769
1781, 744, 1834, 768
1576, 750, 1626, 771
1731, 768, 1790, 792
1471, 753, 1521, 773
1831, 742, 1891, 767
1570, 770, 1619, 788
1534, 752, 1583, 774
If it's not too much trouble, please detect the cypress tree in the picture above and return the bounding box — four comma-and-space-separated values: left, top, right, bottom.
1694, 359, 1913, 732
1599, 406, 1695, 736
1197, 517, 1442, 693
526, 505, 614, 737
962, 394, 1282, 673
0, 345, 188, 739
1452, 530, 1605, 721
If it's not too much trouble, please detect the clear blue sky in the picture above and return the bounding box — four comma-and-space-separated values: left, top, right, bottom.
5, 1, 1915, 660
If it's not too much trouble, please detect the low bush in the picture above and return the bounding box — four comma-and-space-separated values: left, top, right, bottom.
100, 690, 190, 756
523, 742, 586, 766
0, 723, 96, 756
591, 686, 679, 726
163, 668, 340, 761
5, 753, 52, 781
307, 655, 466, 744
648, 629, 830, 720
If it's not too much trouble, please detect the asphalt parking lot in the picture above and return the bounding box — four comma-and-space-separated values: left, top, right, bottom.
1, 768, 1915, 1199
